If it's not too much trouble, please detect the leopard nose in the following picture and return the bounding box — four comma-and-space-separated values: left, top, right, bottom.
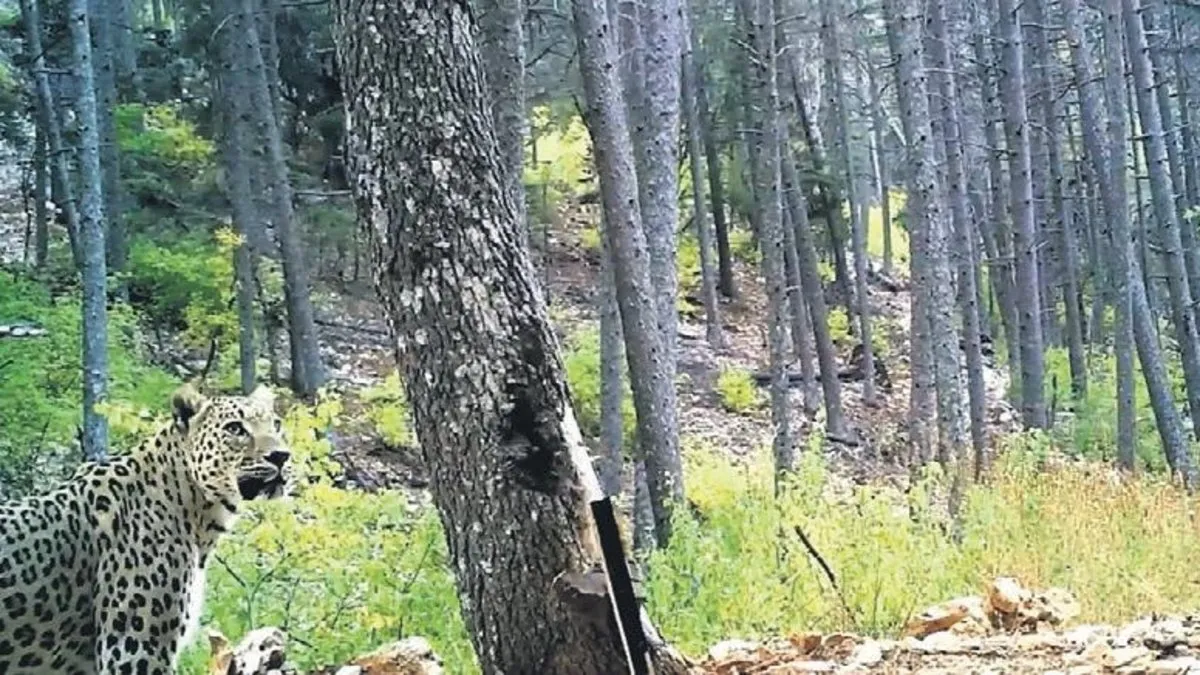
266, 449, 290, 467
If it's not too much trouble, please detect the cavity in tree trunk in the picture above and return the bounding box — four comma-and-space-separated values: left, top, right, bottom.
331, 5, 693, 671
70, 0, 108, 461
576, 0, 684, 546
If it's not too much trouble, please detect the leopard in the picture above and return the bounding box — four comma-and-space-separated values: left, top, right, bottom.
0, 383, 293, 674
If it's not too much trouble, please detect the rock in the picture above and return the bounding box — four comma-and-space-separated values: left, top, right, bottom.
209, 627, 288, 675
707, 639, 760, 661
346, 637, 444, 675
334, 668, 363, 675
1146, 619, 1189, 651
986, 577, 1030, 616
1025, 587, 1081, 627
1106, 646, 1155, 670
848, 641, 883, 667
1117, 619, 1155, 648
903, 597, 976, 638
1148, 658, 1200, 675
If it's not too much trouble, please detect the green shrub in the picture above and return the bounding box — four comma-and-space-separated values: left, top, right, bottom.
115, 103, 217, 220
729, 228, 759, 265
0, 273, 179, 494
361, 370, 416, 447
715, 366, 760, 414
645, 439, 1200, 655
123, 229, 239, 348
562, 326, 636, 449
525, 106, 591, 222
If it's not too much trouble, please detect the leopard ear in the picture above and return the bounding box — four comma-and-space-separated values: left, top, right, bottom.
246, 384, 276, 409
171, 382, 208, 433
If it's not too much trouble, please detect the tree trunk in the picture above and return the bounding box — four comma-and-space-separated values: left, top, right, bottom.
692, 21, 736, 299
331, 5, 694, 672
575, 0, 685, 546
867, 56, 893, 278
235, 0, 326, 397
598, 221, 625, 499
681, 6, 724, 349
748, 0, 794, 479
995, 0, 1047, 428
820, 0, 875, 407
480, 0, 528, 242
33, 119, 47, 267
1122, 0, 1200, 452
21, 0, 82, 268
88, 4, 125, 282
70, 0, 109, 461
927, 0, 987, 476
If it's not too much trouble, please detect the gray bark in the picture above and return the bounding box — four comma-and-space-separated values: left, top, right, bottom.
681, 7, 723, 349
33, 120, 47, 267
598, 222, 625, 499
883, 0, 935, 460
782, 203, 820, 415
996, 0, 1048, 428
1123, 0, 1200, 452
20, 0, 79, 267
236, 0, 326, 397
691, 21, 737, 299
70, 0, 109, 461
928, 0, 987, 475
749, 0, 794, 478
575, 0, 685, 545
87, 3, 125, 279
782, 144, 848, 440
480, 0, 529, 241
867, 57, 892, 278
820, 0, 875, 407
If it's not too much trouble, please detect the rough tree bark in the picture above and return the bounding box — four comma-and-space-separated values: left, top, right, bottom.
749, 0, 794, 478
70, 0, 108, 461
1122, 0, 1200, 449
235, 0, 326, 398
820, 0, 875, 407
681, 6, 724, 349
20, 0, 81, 267
995, 0, 1047, 428
480, 0, 528, 241
578, 0, 685, 546
331, 3, 692, 672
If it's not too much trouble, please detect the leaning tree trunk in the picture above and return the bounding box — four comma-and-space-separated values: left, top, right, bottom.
331, 3, 692, 673
579, 0, 685, 546
70, 0, 108, 461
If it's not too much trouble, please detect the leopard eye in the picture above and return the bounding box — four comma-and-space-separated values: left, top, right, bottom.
274, 418, 282, 433
223, 421, 249, 437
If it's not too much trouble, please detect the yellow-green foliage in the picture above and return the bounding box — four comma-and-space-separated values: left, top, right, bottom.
1042, 347, 1189, 472
124, 228, 240, 349
580, 224, 603, 253
729, 228, 759, 265
645, 440, 1200, 654
178, 395, 474, 674
865, 189, 910, 273
525, 106, 591, 221
715, 367, 760, 414
361, 370, 416, 447
562, 327, 636, 449
116, 103, 215, 165
827, 307, 852, 347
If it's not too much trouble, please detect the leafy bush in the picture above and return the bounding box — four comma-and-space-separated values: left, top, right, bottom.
562, 326, 636, 449
115, 103, 217, 219
866, 189, 910, 273
827, 306, 852, 347
646, 439, 1200, 654
525, 106, 591, 222
177, 396, 474, 674
124, 229, 239, 348
715, 366, 760, 414
729, 228, 759, 265
361, 370, 416, 447
0, 273, 179, 495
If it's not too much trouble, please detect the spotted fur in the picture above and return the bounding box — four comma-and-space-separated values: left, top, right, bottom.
0, 384, 292, 674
